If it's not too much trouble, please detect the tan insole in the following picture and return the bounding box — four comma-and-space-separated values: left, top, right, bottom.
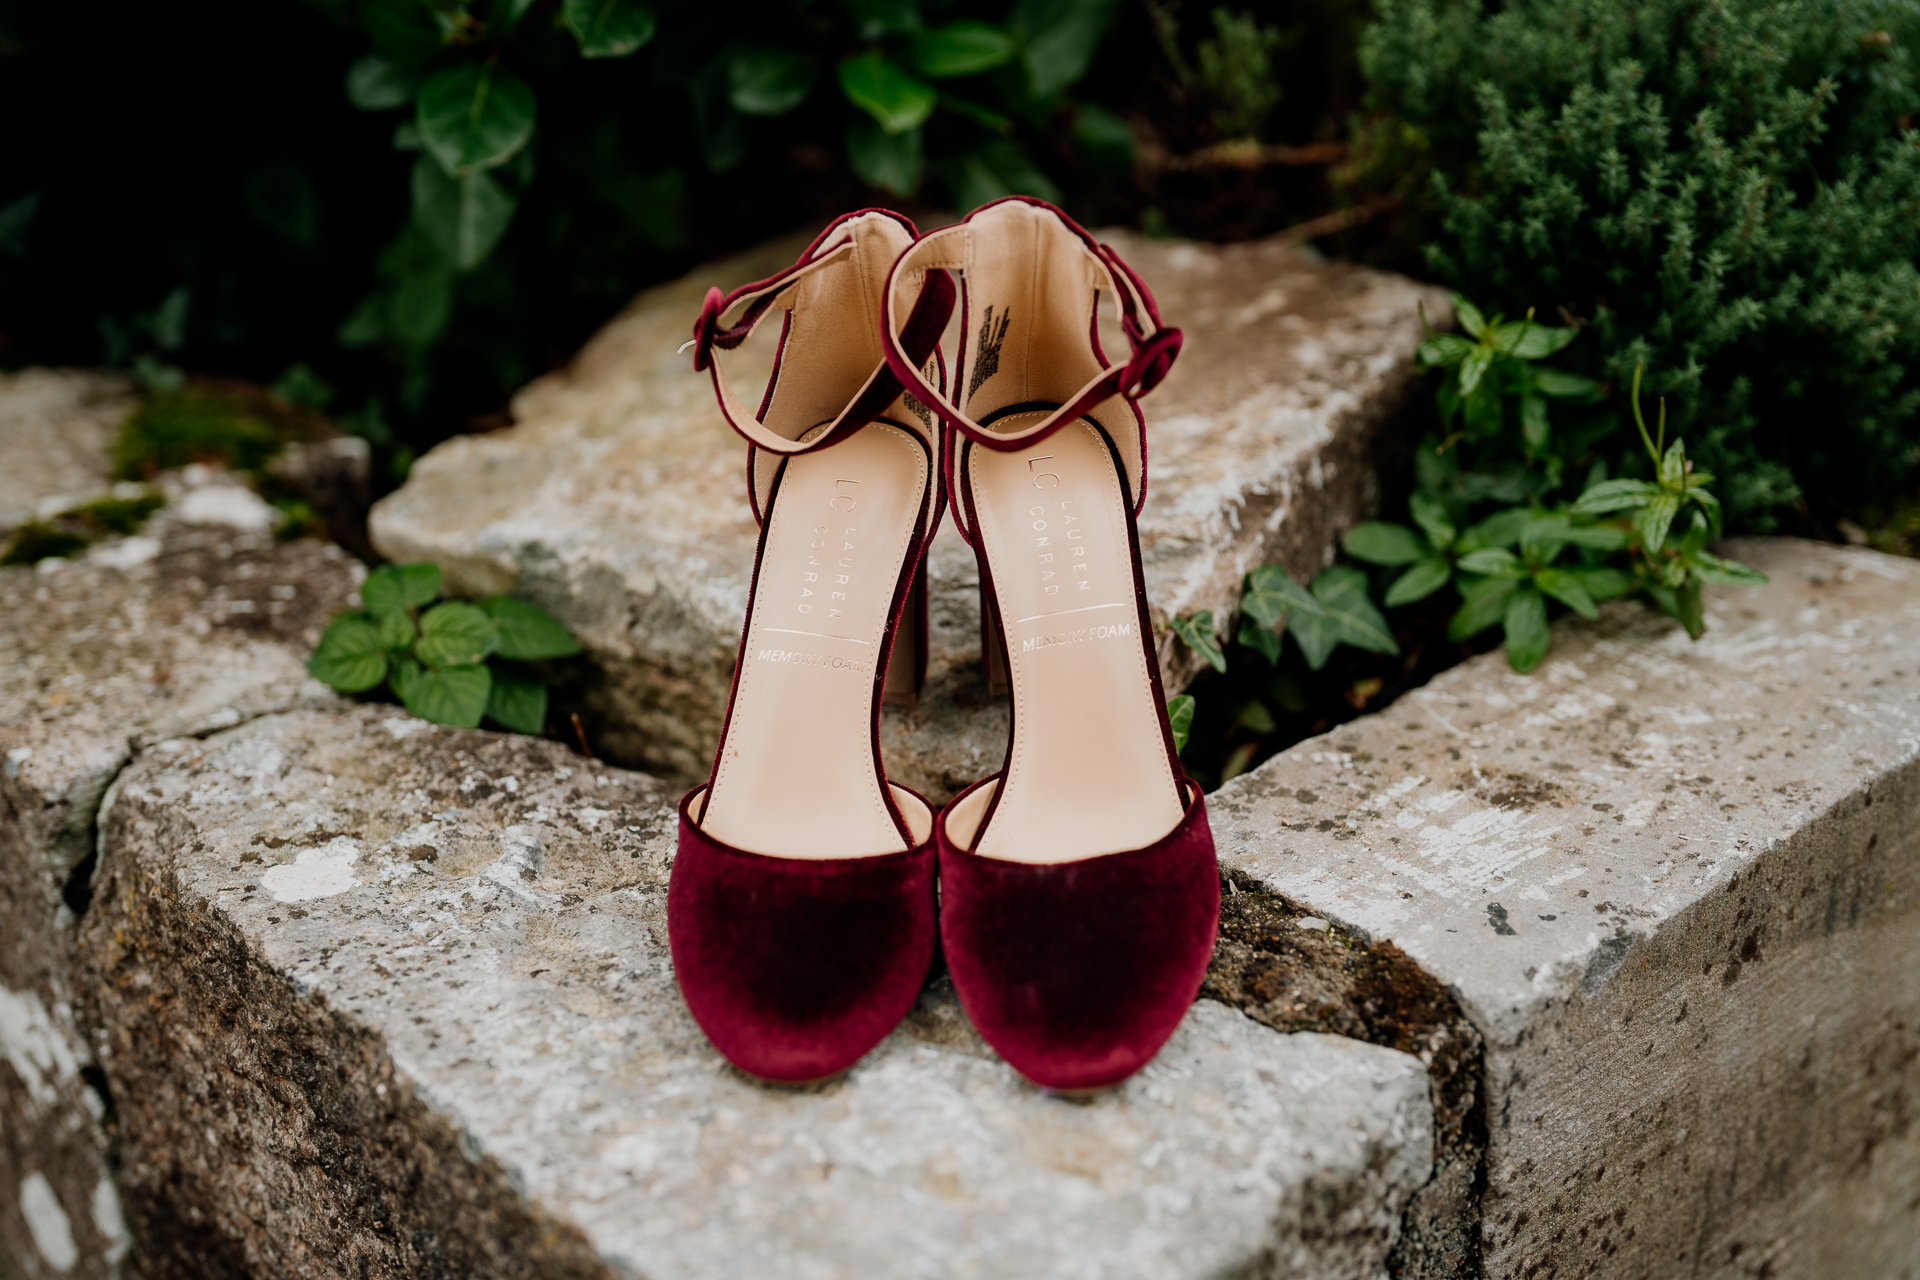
966, 414, 1185, 863
699, 422, 929, 859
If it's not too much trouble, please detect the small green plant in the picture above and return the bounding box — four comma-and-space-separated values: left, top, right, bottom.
308, 561, 580, 734
1, 489, 167, 566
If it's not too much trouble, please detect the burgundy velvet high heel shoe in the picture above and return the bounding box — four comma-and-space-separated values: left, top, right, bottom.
880, 197, 1218, 1092
668, 209, 955, 1083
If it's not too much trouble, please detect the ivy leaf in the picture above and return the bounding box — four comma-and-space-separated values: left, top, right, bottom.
1450, 292, 1487, 339
1166, 693, 1196, 755
1343, 521, 1429, 566
1242, 564, 1322, 631
1503, 586, 1550, 672
1571, 478, 1661, 515
361, 561, 442, 615
416, 63, 536, 177
1691, 552, 1769, 586
1170, 611, 1226, 673
346, 56, 424, 111
729, 49, 816, 116
416, 601, 498, 667
1014, 0, 1119, 98
485, 666, 547, 735
910, 21, 1017, 78
360, 0, 442, 66
1534, 567, 1599, 619
401, 663, 492, 728
376, 608, 417, 653
1385, 556, 1453, 607
1409, 492, 1456, 549
1237, 612, 1282, 665
308, 615, 389, 693
838, 53, 937, 134
562, 0, 656, 58
1637, 493, 1681, 552
846, 115, 922, 195
482, 596, 580, 660
1287, 606, 1340, 671
411, 157, 516, 270
1456, 547, 1524, 577
1311, 566, 1397, 654
1450, 576, 1519, 641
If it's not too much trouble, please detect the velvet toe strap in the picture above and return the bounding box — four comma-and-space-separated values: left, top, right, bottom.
935, 777, 1219, 1091
669, 787, 938, 1083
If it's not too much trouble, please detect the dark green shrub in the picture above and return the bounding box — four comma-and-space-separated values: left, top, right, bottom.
1361, 0, 1920, 528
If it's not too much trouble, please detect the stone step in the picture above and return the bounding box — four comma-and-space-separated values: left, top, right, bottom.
1208, 538, 1920, 1278
370, 227, 1446, 798
80, 705, 1438, 1280
0, 369, 362, 1280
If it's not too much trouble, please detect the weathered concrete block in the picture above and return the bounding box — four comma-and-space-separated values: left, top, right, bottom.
1210, 538, 1920, 1278
370, 227, 1446, 795
80, 705, 1439, 1280
0, 369, 131, 531
1, 488, 357, 1278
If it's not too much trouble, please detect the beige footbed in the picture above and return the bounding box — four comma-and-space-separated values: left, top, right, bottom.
696, 213, 936, 860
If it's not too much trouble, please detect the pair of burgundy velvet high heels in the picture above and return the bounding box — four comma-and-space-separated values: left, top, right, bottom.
667, 198, 1219, 1093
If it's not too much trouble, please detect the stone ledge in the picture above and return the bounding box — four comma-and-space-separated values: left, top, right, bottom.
371, 227, 1447, 796
80, 705, 1437, 1280
1209, 538, 1920, 1278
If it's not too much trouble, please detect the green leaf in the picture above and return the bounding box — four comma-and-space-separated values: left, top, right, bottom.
416, 63, 536, 177
1409, 493, 1455, 549
308, 616, 390, 693
729, 49, 816, 116
1166, 693, 1196, 755
1571, 566, 1637, 600
1520, 392, 1549, 453
1503, 586, 1550, 672
1013, 0, 1119, 98
1457, 547, 1523, 577
401, 663, 492, 728
945, 137, 1061, 207
1171, 611, 1226, 673
1456, 509, 1530, 552
1659, 439, 1687, 487
1650, 578, 1706, 639
485, 666, 548, 734
1072, 103, 1135, 179
1691, 552, 1769, 586
376, 608, 417, 653
1457, 345, 1493, 397
1535, 567, 1599, 619
360, 0, 442, 65
362, 561, 442, 615
489, 0, 537, 35
1237, 612, 1283, 665
390, 655, 421, 703
1242, 564, 1322, 630
416, 601, 498, 667
1343, 521, 1429, 566
411, 157, 516, 270
1558, 522, 1630, 550
347, 55, 423, 111
911, 21, 1017, 78
846, 115, 922, 195
1571, 478, 1660, 515
1449, 576, 1518, 641
562, 0, 656, 58
1450, 293, 1487, 339
1385, 556, 1453, 607
1311, 566, 1398, 654
838, 53, 937, 134
1287, 607, 1339, 671
1533, 367, 1602, 399
1495, 321, 1577, 359
1415, 333, 1475, 369
482, 596, 580, 660
1637, 493, 1681, 552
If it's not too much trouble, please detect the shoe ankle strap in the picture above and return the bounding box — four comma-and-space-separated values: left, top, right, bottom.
877, 197, 1183, 459
688, 210, 955, 461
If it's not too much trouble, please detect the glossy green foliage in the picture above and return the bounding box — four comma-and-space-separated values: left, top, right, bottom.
1362, 0, 1920, 529
308, 560, 579, 734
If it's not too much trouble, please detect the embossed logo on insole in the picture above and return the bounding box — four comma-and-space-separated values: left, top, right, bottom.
1027, 500, 1091, 597
1020, 623, 1136, 653
800, 512, 859, 619
755, 648, 873, 673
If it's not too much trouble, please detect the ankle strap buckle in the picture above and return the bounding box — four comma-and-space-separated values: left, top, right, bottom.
1121, 327, 1183, 400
